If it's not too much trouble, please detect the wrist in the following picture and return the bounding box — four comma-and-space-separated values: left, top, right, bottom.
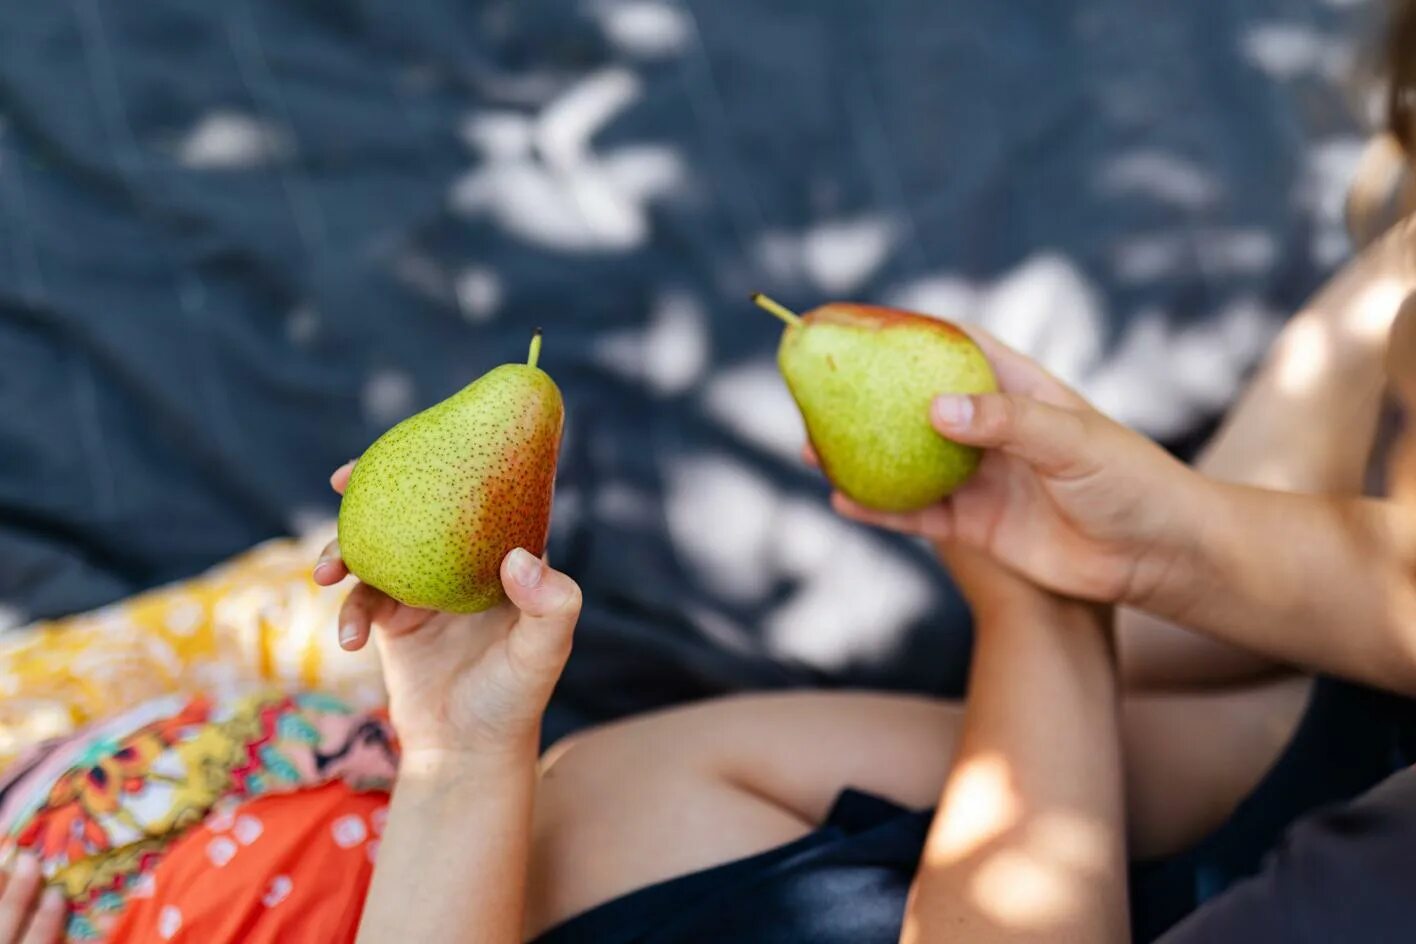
967, 582, 1105, 631
1122, 464, 1219, 621
398, 736, 540, 784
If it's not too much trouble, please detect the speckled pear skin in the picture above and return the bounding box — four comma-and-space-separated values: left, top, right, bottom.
337, 361, 563, 613
778, 303, 997, 512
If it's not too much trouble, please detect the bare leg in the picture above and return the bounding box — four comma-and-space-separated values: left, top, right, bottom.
525, 690, 959, 935
527, 661, 1304, 933
1118, 223, 1416, 690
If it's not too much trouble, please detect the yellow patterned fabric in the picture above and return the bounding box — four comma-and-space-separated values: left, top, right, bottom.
0, 525, 385, 771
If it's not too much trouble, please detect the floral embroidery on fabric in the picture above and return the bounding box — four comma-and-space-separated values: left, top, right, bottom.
0, 528, 383, 773
0, 689, 397, 940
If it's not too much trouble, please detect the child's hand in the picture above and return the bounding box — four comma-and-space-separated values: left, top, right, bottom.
818, 328, 1205, 609
314, 463, 581, 761
0, 854, 64, 944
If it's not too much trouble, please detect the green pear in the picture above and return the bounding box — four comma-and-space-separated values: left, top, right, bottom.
337, 332, 564, 613
757, 294, 997, 512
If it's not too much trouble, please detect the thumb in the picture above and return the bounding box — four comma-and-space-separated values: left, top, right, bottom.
931, 392, 1098, 479
500, 547, 581, 674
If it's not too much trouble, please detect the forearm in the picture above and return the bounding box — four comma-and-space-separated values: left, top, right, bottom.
1148, 478, 1416, 694
902, 597, 1128, 944
1117, 220, 1415, 691
357, 746, 538, 944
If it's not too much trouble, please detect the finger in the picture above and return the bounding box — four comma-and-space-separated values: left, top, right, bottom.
378, 600, 438, 638
338, 582, 387, 651
955, 324, 1088, 409
313, 538, 349, 585
20, 888, 64, 944
830, 492, 955, 540
0, 854, 41, 941
330, 460, 356, 496
501, 548, 582, 675
930, 392, 1098, 479
340, 582, 434, 642
801, 443, 820, 468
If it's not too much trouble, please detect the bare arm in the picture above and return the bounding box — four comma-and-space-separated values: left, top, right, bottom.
902, 553, 1128, 944
359, 749, 536, 943
1145, 481, 1416, 695
344, 553, 581, 944
316, 461, 582, 943
1118, 220, 1415, 690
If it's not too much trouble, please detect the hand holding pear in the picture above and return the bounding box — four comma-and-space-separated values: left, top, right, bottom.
336, 331, 564, 613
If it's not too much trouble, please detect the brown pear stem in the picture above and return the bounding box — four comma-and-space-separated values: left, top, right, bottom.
752, 293, 803, 327
528, 328, 543, 368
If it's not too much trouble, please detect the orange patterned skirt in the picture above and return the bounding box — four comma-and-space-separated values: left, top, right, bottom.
106, 782, 385, 943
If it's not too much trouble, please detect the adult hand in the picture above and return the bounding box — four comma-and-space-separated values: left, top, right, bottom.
315, 463, 581, 760
819, 327, 1205, 608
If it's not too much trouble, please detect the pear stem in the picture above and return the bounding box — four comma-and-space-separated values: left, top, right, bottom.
527, 328, 543, 368
752, 293, 803, 328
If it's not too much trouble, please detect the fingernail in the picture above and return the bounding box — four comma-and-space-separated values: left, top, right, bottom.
14, 852, 37, 878
339, 623, 359, 647
933, 395, 974, 428
41, 886, 63, 910
508, 548, 543, 588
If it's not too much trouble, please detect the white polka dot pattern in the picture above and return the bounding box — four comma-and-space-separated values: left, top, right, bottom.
158, 904, 182, 939
330, 814, 367, 849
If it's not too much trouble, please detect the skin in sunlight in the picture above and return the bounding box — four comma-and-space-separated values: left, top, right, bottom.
926, 754, 1020, 859
918, 755, 1120, 930
968, 812, 1116, 931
